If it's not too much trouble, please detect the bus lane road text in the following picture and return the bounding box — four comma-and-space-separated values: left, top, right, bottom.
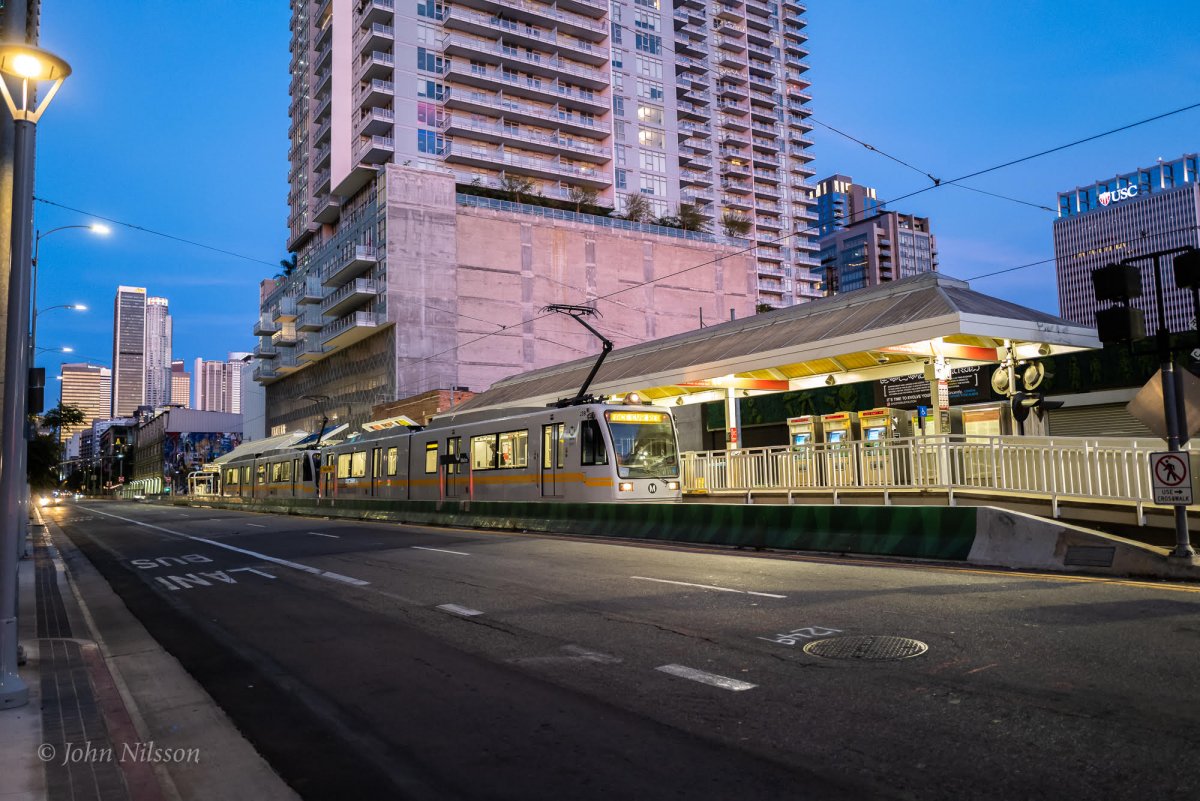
129, 554, 277, 591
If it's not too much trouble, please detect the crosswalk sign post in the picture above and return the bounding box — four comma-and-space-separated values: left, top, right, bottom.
1150, 451, 1194, 506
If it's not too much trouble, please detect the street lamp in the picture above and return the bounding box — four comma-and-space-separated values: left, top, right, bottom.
31, 223, 107, 370
0, 42, 71, 711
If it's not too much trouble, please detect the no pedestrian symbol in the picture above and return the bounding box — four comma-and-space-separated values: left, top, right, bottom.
1150, 452, 1193, 506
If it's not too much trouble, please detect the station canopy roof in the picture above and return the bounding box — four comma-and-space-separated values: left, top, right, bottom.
452, 272, 1101, 414
211, 430, 313, 465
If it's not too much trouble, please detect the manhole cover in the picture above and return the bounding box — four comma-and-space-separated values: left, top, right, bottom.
803, 635, 927, 661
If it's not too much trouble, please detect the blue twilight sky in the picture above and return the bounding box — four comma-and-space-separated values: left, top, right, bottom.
30, 0, 1200, 407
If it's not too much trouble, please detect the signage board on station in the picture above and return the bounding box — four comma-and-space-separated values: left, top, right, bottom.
874, 365, 994, 410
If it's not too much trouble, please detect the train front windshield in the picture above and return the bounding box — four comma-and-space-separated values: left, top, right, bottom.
604, 410, 680, 479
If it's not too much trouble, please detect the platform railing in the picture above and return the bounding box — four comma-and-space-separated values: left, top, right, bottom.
680, 435, 1190, 518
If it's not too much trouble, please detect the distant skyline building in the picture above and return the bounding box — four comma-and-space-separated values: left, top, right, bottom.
194, 353, 249, 414
59, 363, 112, 442
1054, 152, 1200, 333
111, 285, 147, 416
813, 174, 882, 236
170, 360, 191, 407
144, 296, 173, 408
819, 211, 938, 295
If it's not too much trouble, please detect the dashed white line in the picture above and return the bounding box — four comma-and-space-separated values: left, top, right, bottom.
656, 664, 757, 692
412, 546, 470, 556
437, 603, 483, 617
308, 531, 340, 538
246, 523, 267, 528
86, 507, 370, 588
631, 576, 786, 599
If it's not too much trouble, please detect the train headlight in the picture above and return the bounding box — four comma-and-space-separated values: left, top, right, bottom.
666, 481, 679, 491
624, 392, 642, 405
619, 482, 634, 492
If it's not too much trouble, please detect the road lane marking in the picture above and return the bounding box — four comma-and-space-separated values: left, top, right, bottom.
412, 546, 470, 556
437, 603, 482, 617
246, 523, 267, 528
631, 576, 786, 599
308, 531, 340, 538
759, 626, 843, 646
656, 664, 756, 692
86, 507, 370, 587
511, 645, 623, 666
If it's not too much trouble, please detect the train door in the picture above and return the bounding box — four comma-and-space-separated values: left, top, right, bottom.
445, 436, 462, 497
541, 423, 566, 497
371, 447, 383, 496
291, 459, 299, 497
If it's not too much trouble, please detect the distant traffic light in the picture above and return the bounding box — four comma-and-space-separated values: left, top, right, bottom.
1095, 305, 1146, 345
1091, 262, 1143, 302
1173, 248, 1200, 290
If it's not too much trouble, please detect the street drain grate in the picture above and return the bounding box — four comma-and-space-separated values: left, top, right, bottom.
803, 635, 928, 661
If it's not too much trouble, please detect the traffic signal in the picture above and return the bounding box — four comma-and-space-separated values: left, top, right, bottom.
1095, 305, 1145, 345
1091, 262, 1142, 302
1174, 248, 1200, 290
1011, 391, 1064, 424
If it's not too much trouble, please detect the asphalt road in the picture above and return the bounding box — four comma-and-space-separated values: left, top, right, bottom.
46, 500, 1200, 801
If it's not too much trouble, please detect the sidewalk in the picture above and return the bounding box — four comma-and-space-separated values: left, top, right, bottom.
0, 505, 299, 801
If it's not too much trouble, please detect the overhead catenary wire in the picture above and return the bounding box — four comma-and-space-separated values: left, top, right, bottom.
392, 100, 1200, 372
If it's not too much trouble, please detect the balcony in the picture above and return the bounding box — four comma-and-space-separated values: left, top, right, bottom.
720, 114, 750, 132
314, 194, 340, 224
273, 326, 301, 346
752, 136, 780, 152
275, 352, 302, 376
717, 51, 748, 70
754, 182, 782, 200
717, 67, 747, 85
314, 142, 332, 169
720, 129, 751, 148
673, 55, 709, 74
297, 333, 327, 363
273, 296, 298, 322
721, 160, 752, 179
721, 193, 752, 210
443, 8, 608, 66
443, 62, 608, 112
715, 18, 747, 36
315, 43, 332, 71
314, 169, 331, 194
254, 341, 278, 359
360, 0, 395, 26
354, 134, 394, 165
357, 107, 395, 137
298, 276, 325, 305
321, 244, 378, 288
310, 93, 331, 123
356, 50, 394, 83
721, 178, 752, 194
321, 278, 379, 318
444, 88, 609, 137
441, 35, 608, 89
716, 35, 747, 54
678, 120, 712, 139
298, 306, 325, 332
555, 0, 608, 18
253, 364, 278, 382
457, 0, 607, 39
355, 22, 394, 54
321, 310, 385, 350
253, 315, 280, 336
441, 115, 610, 163
443, 142, 610, 187
715, 3, 746, 21
680, 170, 713, 187
357, 79, 395, 111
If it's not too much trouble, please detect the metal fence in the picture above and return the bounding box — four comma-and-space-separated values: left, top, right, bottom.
681, 435, 1190, 520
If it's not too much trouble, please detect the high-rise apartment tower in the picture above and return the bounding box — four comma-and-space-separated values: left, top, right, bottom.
170, 360, 191, 407
284, 0, 818, 305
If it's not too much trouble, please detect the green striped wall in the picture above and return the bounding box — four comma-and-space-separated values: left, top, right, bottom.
185, 497, 977, 561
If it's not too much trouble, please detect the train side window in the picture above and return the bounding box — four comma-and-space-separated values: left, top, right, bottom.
471, 435, 497, 470
351, 451, 368, 478
337, 453, 351, 479
272, 462, 282, 482
256, 464, 266, 484
302, 456, 314, 483
581, 419, 608, 465
387, 447, 399, 476
497, 430, 528, 468
242, 466, 250, 486
283, 460, 293, 481
425, 442, 438, 473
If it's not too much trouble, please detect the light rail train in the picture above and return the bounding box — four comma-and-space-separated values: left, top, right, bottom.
218, 402, 682, 504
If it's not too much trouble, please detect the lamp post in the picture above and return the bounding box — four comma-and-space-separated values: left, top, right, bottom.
30, 222, 106, 371
30, 301, 87, 371
0, 43, 71, 710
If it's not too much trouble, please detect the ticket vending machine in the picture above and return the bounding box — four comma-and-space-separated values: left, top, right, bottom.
819, 412, 858, 486
782, 416, 823, 486
856, 408, 913, 484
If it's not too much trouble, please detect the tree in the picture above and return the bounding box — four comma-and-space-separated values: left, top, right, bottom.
620, 193, 652, 223
676, 202, 709, 232
500, 174, 537, 204
41, 403, 86, 440
27, 434, 59, 491
756, 302, 776, 314
566, 185, 599, 213
276, 253, 298, 280
721, 210, 752, 238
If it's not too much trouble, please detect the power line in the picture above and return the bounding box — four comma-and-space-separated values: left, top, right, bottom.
33, 197, 281, 269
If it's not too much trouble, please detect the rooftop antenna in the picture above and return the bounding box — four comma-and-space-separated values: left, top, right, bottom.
542, 303, 612, 407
